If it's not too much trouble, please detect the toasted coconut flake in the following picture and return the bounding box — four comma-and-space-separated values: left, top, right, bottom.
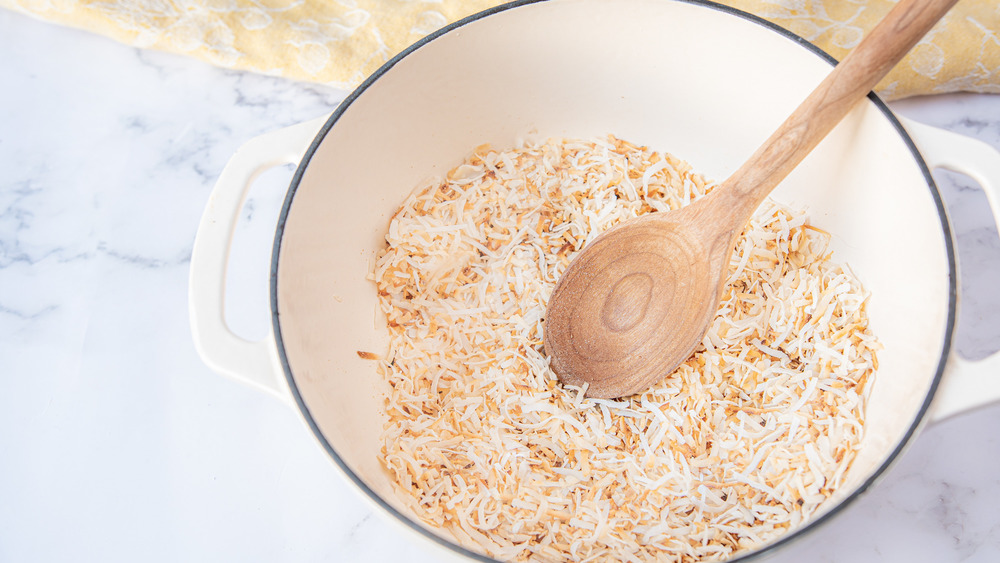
374, 136, 879, 562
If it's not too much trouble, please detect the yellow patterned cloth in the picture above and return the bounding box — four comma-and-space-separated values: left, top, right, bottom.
3, 0, 998, 99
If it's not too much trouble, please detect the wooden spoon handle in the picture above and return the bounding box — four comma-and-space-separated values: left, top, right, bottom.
716, 0, 959, 222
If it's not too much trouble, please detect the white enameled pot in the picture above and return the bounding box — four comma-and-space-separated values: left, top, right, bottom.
189, 0, 1000, 560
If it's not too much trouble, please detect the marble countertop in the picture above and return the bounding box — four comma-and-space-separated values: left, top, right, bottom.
3, 7, 999, 563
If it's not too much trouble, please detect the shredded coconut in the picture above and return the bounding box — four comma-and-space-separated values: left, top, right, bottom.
374, 136, 879, 562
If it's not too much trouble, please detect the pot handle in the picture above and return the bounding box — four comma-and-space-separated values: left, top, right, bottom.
900, 117, 1000, 421
188, 114, 330, 402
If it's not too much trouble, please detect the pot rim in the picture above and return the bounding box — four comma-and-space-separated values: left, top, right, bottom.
269, 0, 958, 560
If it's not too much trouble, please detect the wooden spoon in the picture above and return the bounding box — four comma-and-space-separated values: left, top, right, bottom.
543, 0, 958, 399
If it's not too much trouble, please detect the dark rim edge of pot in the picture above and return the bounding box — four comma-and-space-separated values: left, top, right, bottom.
269, 0, 957, 561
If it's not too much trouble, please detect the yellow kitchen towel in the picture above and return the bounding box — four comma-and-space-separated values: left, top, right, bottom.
2, 0, 997, 100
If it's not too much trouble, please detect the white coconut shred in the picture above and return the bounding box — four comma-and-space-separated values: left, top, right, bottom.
372, 136, 879, 562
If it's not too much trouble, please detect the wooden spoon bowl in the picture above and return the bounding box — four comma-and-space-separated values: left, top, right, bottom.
546, 203, 731, 396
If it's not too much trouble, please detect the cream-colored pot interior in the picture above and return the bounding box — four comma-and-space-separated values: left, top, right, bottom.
272, 0, 952, 559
